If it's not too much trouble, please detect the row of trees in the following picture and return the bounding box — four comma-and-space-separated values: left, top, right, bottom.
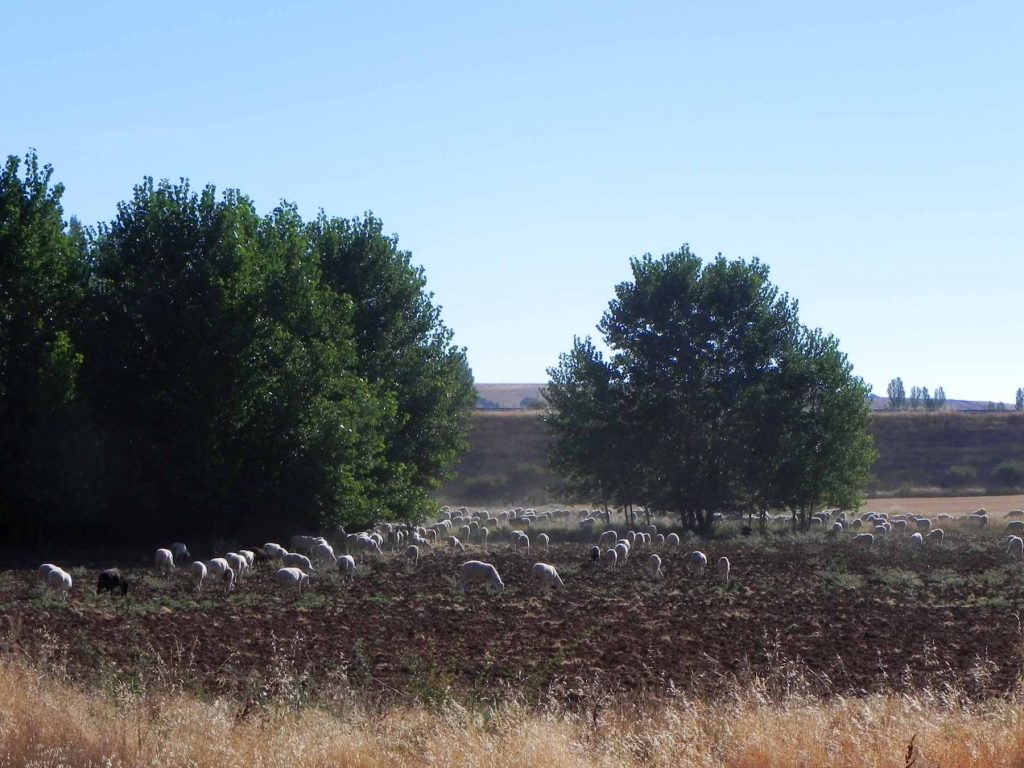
0, 152, 476, 545
885, 378, 947, 411
545, 249, 876, 532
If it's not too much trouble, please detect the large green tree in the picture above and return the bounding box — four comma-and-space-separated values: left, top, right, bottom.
547, 247, 875, 532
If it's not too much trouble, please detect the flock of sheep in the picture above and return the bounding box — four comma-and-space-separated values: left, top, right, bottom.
32, 505, 1024, 602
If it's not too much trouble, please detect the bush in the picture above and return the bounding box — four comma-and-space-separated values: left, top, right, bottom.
942, 465, 977, 487
991, 461, 1024, 488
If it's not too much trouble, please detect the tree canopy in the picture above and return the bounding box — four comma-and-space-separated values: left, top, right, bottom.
545, 247, 876, 531
0, 152, 474, 544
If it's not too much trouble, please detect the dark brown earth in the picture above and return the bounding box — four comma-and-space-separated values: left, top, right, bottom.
3, 533, 1023, 702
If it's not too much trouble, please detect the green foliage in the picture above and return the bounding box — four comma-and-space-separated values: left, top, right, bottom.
0, 154, 474, 544
942, 464, 977, 487
546, 247, 875, 531
991, 460, 1024, 488
1016, 388, 1023, 412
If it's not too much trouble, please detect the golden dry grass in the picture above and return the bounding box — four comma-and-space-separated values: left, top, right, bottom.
864, 494, 1024, 517
2, 658, 1024, 768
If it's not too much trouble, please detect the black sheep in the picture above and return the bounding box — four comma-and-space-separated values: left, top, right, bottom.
96, 568, 129, 597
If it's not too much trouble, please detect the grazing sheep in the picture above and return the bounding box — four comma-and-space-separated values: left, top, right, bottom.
598, 530, 618, 547
686, 550, 708, 576
514, 533, 530, 551
647, 553, 664, 580
289, 534, 325, 554
448, 536, 466, 553
853, 533, 875, 549
262, 543, 286, 561
189, 561, 207, 593
96, 568, 129, 596
458, 561, 505, 595
404, 545, 419, 568
282, 552, 315, 572
1005, 521, 1024, 534
479, 526, 489, 544
830, 522, 844, 534
537, 533, 550, 552
336, 554, 356, 579
916, 518, 931, 532
602, 548, 618, 569
909, 532, 924, 546
967, 514, 989, 528
154, 548, 175, 572
926, 528, 944, 545
206, 557, 230, 579
38, 563, 58, 583
532, 562, 564, 590
47, 567, 72, 601
171, 542, 191, 565
717, 556, 731, 583
614, 542, 630, 562
310, 541, 336, 564
1006, 510, 1024, 518
1007, 536, 1024, 561
655, 533, 665, 547
276, 567, 310, 592
225, 552, 248, 578
239, 550, 256, 568
589, 545, 601, 564
665, 533, 680, 550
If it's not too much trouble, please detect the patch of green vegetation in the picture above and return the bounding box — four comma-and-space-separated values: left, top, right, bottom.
868, 568, 923, 592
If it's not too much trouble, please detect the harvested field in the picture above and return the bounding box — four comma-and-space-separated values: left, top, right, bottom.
5, 525, 1024, 702
864, 493, 1024, 517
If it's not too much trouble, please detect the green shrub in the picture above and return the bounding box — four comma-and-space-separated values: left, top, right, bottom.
991, 460, 1024, 487
942, 464, 977, 487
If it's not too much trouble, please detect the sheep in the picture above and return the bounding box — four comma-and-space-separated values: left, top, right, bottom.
310, 541, 336, 564
448, 536, 466, 553
206, 557, 230, 580
665, 533, 680, 550
647, 553, 664, 580
225, 552, 249, 579
276, 567, 310, 592
514, 533, 530, 551
337, 554, 356, 579
853, 533, 874, 549
655, 533, 665, 547
614, 542, 630, 562
353, 535, 383, 557
1005, 521, 1024, 534
926, 528, 944, 545
830, 522, 844, 534
47, 567, 72, 601
404, 545, 419, 569
598, 530, 618, 547
602, 548, 618, 569
96, 568, 129, 597
589, 545, 601, 564
537, 533, 550, 552
1007, 536, 1024, 561
239, 550, 256, 568
171, 542, 191, 565
38, 563, 59, 583
459, 560, 505, 595
686, 550, 708, 576
282, 552, 315, 572
262, 543, 286, 561
479, 526, 489, 545
189, 561, 207, 593
1007, 510, 1024, 518
289, 534, 325, 554
717, 556, 731, 583
909, 532, 924, 546
916, 518, 932, 532
532, 562, 564, 590
967, 514, 989, 528
154, 548, 175, 572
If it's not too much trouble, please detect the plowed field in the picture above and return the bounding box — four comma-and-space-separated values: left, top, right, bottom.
4, 532, 1024, 701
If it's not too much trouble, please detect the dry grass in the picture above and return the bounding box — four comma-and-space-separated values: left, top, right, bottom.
2, 658, 1024, 768
864, 493, 1024, 517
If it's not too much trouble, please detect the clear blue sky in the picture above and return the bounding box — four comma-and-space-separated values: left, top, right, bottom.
4, 1, 1022, 400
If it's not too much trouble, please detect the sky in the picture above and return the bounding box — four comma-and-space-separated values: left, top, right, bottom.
3, 1, 1022, 401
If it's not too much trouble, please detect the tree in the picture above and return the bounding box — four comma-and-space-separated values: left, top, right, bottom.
1016, 388, 1023, 411
886, 377, 906, 410
0, 152, 91, 541
909, 386, 922, 411
921, 386, 933, 411
547, 247, 875, 532
934, 386, 946, 411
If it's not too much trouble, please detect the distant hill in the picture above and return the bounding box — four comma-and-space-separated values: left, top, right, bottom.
475, 384, 1013, 413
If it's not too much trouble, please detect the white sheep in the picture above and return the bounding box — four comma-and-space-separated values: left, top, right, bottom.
276, 567, 310, 592
916, 518, 932, 532
38, 563, 59, 583
532, 562, 564, 590
47, 567, 72, 601
926, 528, 944, 545
311, 541, 336, 564
1006, 521, 1024, 534
686, 550, 708, 576
655, 533, 666, 547
665, 532, 680, 550
154, 548, 175, 572
717, 556, 731, 583
909, 532, 924, 546
598, 530, 618, 547
537, 533, 550, 551
614, 542, 630, 562
602, 548, 618, 569
1007, 536, 1024, 560
478, 526, 489, 544
404, 545, 419, 568
262, 543, 286, 561
289, 534, 325, 554
282, 552, 315, 572
239, 550, 256, 568
459, 560, 505, 595
337, 554, 356, 579
189, 561, 207, 593
647, 553, 664, 580
171, 542, 191, 565
225, 552, 248, 578
514, 532, 530, 551
853, 532, 875, 549
448, 536, 466, 553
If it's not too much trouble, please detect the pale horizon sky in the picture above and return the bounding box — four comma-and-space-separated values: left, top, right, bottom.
4, 1, 1022, 401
